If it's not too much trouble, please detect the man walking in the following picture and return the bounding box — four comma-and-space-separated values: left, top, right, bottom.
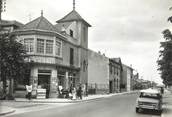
77, 86, 82, 100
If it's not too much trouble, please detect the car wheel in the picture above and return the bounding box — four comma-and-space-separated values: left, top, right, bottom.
136, 108, 139, 113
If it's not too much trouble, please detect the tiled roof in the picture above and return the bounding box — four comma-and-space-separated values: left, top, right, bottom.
22, 16, 57, 32
56, 10, 91, 27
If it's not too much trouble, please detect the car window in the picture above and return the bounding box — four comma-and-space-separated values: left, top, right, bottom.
139, 92, 160, 99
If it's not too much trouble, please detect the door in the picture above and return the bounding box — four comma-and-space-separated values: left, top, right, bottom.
109, 81, 113, 93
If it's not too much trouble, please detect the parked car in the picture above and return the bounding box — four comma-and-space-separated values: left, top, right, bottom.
135, 88, 162, 114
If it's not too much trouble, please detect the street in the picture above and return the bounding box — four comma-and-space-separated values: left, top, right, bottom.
5, 93, 161, 117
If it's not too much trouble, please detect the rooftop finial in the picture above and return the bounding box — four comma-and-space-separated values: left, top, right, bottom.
41, 10, 43, 16
73, 0, 75, 10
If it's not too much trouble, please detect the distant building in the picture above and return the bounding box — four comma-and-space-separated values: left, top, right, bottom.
109, 58, 123, 93
121, 64, 133, 92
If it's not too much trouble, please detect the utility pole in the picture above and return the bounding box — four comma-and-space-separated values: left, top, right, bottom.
0, 0, 6, 21
0, 0, 2, 21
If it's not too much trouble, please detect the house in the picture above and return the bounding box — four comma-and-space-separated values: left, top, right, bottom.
13, 9, 91, 98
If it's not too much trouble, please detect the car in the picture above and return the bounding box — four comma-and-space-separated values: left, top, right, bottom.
135, 88, 162, 114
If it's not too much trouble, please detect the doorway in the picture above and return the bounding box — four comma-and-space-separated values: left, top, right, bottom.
109, 81, 113, 93
38, 74, 50, 98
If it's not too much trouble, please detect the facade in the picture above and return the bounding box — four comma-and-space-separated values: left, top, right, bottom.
13, 10, 91, 98
88, 50, 109, 94
121, 64, 133, 92
109, 58, 123, 93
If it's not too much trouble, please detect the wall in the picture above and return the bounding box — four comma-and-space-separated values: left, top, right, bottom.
88, 50, 109, 94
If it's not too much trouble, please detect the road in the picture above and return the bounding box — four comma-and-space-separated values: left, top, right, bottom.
6, 93, 161, 117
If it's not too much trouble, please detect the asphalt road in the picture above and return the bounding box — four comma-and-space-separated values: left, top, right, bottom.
7, 93, 161, 117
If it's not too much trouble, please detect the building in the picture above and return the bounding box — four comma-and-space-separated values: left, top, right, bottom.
0, 20, 23, 33
121, 64, 133, 92
88, 50, 109, 94
109, 58, 123, 93
13, 9, 91, 98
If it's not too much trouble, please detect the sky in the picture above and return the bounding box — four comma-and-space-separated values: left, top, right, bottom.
2, 0, 172, 84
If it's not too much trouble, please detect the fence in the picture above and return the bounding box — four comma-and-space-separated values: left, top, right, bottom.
88, 83, 109, 94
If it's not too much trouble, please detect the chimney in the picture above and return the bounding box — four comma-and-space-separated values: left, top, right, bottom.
98, 51, 101, 54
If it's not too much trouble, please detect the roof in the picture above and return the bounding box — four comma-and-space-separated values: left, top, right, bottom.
0, 20, 23, 28
111, 58, 121, 63
140, 88, 160, 94
22, 15, 57, 32
56, 10, 91, 27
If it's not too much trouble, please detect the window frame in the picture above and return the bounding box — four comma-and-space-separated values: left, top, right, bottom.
45, 40, 54, 54
24, 38, 34, 53
55, 39, 62, 57
37, 38, 45, 54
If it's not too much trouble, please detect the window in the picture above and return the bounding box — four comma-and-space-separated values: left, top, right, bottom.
37, 39, 44, 53
83, 27, 86, 42
46, 40, 53, 54
70, 48, 74, 65
24, 38, 34, 53
70, 29, 73, 37
110, 65, 112, 74
114, 67, 116, 75
56, 40, 61, 56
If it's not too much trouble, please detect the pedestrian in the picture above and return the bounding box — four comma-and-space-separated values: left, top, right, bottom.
72, 87, 76, 100
58, 85, 63, 98
68, 86, 73, 99
26, 85, 32, 100
78, 86, 82, 100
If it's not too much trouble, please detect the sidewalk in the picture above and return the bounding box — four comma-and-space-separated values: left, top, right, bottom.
161, 90, 172, 117
0, 91, 138, 116
15, 91, 136, 103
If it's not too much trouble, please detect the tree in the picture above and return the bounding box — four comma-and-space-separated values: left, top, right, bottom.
0, 32, 28, 99
157, 26, 172, 86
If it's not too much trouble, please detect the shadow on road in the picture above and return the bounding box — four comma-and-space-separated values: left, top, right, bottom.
137, 109, 161, 116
